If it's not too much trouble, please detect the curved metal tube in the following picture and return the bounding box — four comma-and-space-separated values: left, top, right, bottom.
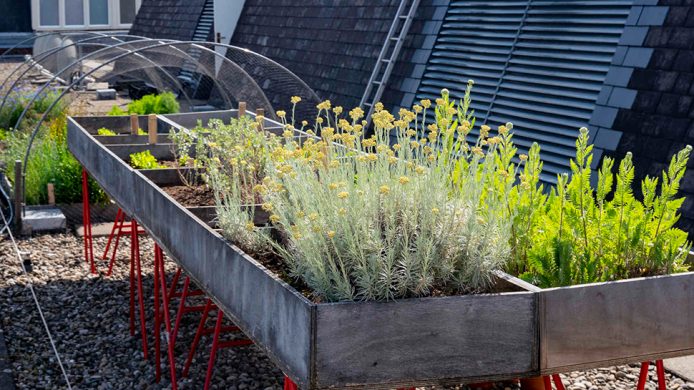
0, 34, 159, 114
11, 38, 206, 130
0, 31, 113, 62
21, 40, 273, 205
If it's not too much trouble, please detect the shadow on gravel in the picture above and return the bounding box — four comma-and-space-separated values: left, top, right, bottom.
0, 233, 284, 390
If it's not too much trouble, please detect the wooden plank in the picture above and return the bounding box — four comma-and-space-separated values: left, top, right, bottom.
314, 292, 538, 388
541, 272, 694, 373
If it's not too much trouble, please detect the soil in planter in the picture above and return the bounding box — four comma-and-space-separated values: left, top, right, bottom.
163, 185, 215, 207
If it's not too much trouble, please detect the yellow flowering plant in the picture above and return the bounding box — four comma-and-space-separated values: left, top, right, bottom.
261, 85, 521, 301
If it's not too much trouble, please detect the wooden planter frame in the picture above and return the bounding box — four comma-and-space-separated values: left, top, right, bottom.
67, 111, 694, 388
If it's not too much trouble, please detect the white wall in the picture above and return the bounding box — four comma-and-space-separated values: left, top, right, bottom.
214, 0, 245, 74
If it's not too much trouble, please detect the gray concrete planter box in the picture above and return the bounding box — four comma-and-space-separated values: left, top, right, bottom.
68, 113, 539, 388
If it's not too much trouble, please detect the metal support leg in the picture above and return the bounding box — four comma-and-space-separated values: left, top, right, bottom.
284, 376, 299, 390
637, 361, 650, 390
155, 244, 178, 390
655, 360, 666, 390
153, 245, 162, 382
132, 220, 148, 359
551, 374, 565, 390
102, 208, 122, 259
182, 300, 213, 378
544, 376, 553, 390
129, 235, 136, 336
81, 168, 95, 274
204, 310, 224, 390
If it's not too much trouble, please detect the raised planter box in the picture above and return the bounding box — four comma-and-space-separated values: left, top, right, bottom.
539, 272, 694, 374
68, 112, 539, 388
68, 111, 694, 387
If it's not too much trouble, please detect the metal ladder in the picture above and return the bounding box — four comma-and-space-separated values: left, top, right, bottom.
178, 0, 215, 96
359, 0, 420, 126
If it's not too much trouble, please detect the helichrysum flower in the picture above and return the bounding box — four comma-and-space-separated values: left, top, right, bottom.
379, 185, 390, 195
317, 100, 332, 110
399, 176, 410, 185
270, 214, 280, 223
431, 207, 440, 214
301, 120, 308, 127
308, 212, 318, 221
519, 154, 528, 161
349, 107, 364, 121
276, 110, 286, 118
261, 202, 274, 212
333, 106, 343, 115
337, 191, 349, 199
327, 230, 336, 239
338, 207, 346, 215
291, 96, 302, 104
480, 125, 490, 138
329, 182, 339, 190
412, 104, 422, 113
374, 102, 384, 112
420, 99, 431, 109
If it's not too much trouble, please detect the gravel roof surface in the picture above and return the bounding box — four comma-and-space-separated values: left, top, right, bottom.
0, 233, 692, 390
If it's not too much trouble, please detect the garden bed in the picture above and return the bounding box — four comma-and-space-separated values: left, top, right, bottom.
68, 109, 694, 388
68, 111, 540, 389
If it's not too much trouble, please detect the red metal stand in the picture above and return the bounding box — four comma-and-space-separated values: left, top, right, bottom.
181, 299, 253, 389
81, 168, 96, 274
128, 219, 148, 359
104, 208, 146, 276
542, 374, 566, 390
169, 270, 205, 345
284, 376, 298, 390
637, 360, 666, 390
153, 244, 179, 390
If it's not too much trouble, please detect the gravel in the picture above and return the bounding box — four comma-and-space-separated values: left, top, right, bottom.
0, 232, 692, 390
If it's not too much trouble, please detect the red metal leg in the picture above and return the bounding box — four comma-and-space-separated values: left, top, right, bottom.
552, 374, 565, 390
637, 361, 650, 390
182, 299, 213, 378
167, 267, 182, 307
655, 360, 666, 390
284, 376, 299, 390
155, 245, 178, 390
132, 220, 148, 359
129, 234, 136, 336
204, 310, 224, 390
102, 208, 122, 259
81, 169, 96, 274
172, 277, 192, 344
106, 211, 127, 276
543, 375, 553, 390
153, 245, 162, 382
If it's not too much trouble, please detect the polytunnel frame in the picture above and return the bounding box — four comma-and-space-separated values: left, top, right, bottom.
0, 31, 118, 62
19, 40, 280, 208
0, 34, 198, 117
0, 32, 113, 94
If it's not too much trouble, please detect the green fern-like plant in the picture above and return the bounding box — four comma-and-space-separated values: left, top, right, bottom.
518, 128, 691, 288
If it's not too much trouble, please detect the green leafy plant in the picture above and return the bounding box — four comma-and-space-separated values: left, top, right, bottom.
1, 113, 107, 204
107, 105, 127, 116
97, 128, 117, 136
129, 150, 165, 170
108, 92, 179, 116
517, 128, 691, 288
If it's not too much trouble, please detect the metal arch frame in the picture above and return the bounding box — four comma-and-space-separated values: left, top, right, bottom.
0, 34, 172, 115
0, 31, 117, 62
20, 40, 276, 205
14, 38, 198, 129
210, 42, 322, 105
0, 32, 117, 94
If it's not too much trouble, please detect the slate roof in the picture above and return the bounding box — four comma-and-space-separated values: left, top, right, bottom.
589, 2, 694, 234
129, 0, 208, 41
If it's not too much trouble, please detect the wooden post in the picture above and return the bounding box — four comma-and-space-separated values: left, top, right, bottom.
13, 160, 22, 228
47, 183, 55, 205
130, 114, 139, 135
238, 102, 246, 118
148, 114, 158, 144
256, 108, 264, 118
